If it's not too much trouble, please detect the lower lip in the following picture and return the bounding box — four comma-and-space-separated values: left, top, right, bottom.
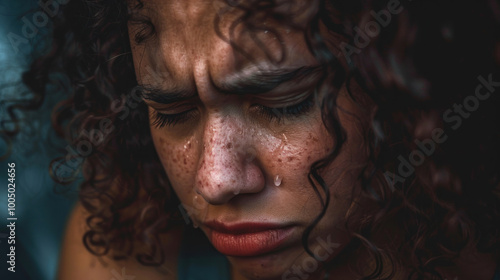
209, 227, 294, 257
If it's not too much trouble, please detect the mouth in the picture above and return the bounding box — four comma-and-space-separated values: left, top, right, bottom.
204, 221, 296, 257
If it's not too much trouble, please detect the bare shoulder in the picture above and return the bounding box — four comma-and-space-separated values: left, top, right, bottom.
57, 202, 182, 280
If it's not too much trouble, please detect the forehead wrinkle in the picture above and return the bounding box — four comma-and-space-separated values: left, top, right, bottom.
136, 3, 222, 89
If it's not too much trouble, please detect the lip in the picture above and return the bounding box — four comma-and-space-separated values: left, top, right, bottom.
204, 221, 295, 257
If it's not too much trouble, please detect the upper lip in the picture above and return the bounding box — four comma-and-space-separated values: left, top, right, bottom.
204, 221, 292, 234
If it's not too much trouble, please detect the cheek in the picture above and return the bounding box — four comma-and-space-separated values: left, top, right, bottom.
275, 118, 333, 187
272, 131, 330, 173
150, 127, 198, 200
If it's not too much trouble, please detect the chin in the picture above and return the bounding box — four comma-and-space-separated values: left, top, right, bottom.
226, 246, 306, 280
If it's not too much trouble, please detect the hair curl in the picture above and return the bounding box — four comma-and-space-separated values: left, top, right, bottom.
5, 0, 500, 279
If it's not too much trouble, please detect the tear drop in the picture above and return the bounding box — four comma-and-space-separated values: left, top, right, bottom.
264, 30, 269, 34
274, 175, 282, 186
282, 133, 288, 142
277, 133, 288, 153
192, 221, 199, 229
233, 189, 240, 195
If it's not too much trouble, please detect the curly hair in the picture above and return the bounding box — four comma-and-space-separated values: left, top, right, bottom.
4, 0, 499, 279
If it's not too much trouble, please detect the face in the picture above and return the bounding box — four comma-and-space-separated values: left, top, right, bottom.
128, 1, 370, 279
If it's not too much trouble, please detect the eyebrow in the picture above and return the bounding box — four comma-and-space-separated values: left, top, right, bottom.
138, 66, 322, 105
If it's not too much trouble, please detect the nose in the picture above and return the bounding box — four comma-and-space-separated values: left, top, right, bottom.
195, 114, 265, 205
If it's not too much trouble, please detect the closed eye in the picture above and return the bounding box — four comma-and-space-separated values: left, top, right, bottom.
150, 91, 316, 128
152, 109, 199, 128
254, 91, 316, 124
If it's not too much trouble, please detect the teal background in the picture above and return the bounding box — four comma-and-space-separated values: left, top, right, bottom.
0, 1, 78, 279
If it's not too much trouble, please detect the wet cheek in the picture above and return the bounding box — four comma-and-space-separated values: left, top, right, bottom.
271, 129, 332, 180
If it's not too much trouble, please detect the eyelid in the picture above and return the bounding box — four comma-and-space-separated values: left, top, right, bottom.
145, 100, 198, 113
251, 89, 314, 107
152, 108, 199, 128
149, 88, 317, 128
252, 90, 317, 123
250, 70, 322, 101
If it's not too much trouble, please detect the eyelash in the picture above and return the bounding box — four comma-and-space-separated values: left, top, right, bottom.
152, 93, 316, 128
255, 93, 316, 123
152, 110, 198, 128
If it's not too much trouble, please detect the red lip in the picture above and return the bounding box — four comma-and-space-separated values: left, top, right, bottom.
204, 221, 295, 257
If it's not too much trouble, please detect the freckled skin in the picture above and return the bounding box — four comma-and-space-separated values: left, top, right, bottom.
129, 1, 371, 279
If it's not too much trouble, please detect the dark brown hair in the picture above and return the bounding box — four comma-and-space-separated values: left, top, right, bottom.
4, 0, 499, 279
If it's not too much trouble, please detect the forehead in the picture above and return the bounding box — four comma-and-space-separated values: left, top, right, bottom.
128, 0, 318, 87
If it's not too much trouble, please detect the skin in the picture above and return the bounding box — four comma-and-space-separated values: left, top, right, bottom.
128, 0, 370, 279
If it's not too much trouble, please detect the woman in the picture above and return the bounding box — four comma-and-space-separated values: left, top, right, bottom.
13, 0, 500, 279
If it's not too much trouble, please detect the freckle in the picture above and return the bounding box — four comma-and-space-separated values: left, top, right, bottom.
217, 184, 221, 189
173, 158, 178, 163
226, 142, 232, 149
307, 155, 311, 160
312, 137, 318, 142
184, 158, 187, 164
278, 159, 282, 162
287, 156, 295, 162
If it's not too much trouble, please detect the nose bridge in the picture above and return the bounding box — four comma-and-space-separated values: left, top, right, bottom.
196, 113, 263, 204
203, 114, 245, 178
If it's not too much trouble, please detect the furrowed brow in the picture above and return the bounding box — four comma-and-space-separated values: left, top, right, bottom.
215, 66, 322, 95
137, 66, 322, 104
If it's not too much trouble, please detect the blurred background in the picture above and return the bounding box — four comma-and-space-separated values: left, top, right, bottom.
0, 1, 78, 279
